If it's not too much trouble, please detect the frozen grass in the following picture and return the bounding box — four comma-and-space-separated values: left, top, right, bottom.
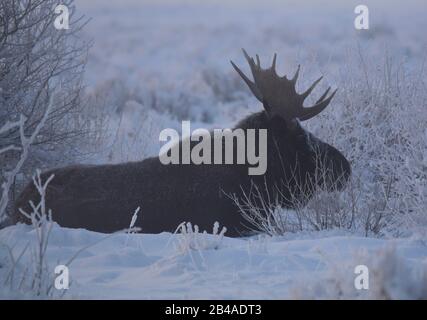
1, 171, 60, 298
0, 170, 141, 298
174, 222, 227, 253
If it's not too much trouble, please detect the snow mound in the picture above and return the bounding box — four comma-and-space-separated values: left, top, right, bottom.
1, 224, 426, 299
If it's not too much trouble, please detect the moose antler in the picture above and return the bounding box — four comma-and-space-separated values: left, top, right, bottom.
231, 49, 337, 123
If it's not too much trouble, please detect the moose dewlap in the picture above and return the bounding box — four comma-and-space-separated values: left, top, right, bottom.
13, 49, 351, 237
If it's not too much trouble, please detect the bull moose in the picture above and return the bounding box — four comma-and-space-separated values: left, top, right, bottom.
13, 49, 351, 237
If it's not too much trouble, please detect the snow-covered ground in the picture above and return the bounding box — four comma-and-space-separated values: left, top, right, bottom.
1, 223, 426, 299
1, 0, 427, 299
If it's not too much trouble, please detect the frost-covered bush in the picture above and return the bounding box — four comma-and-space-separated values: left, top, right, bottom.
0, 0, 90, 219
0, 97, 53, 223
308, 51, 427, 235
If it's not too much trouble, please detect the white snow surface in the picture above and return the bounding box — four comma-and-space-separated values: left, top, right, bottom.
1, 224, 426, 299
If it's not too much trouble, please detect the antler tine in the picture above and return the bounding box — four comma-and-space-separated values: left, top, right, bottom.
230, 60, 263, 102
242, 48, 252, 63
242, 48, 261, 80
242, 48, 256, 68
301, 76, 323, 99
299, 88, 337, 121
291, 64, 300, 83
271, 53, 277, 70
256, 54, 261, 68
315, 87, 331, 104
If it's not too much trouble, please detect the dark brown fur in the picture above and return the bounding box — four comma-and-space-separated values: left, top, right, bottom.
13, 112, 350, 237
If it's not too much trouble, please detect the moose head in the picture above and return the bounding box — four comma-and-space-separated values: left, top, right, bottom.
230, 49, 350, 206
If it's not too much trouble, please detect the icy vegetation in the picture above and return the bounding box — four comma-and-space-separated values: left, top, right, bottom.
1, 0, 427, 298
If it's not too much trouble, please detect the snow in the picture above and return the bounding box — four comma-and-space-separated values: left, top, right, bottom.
1, 224, 426, 299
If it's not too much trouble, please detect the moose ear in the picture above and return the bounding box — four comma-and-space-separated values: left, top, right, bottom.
269, 113, 297, 132
281, 118, 299, 132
